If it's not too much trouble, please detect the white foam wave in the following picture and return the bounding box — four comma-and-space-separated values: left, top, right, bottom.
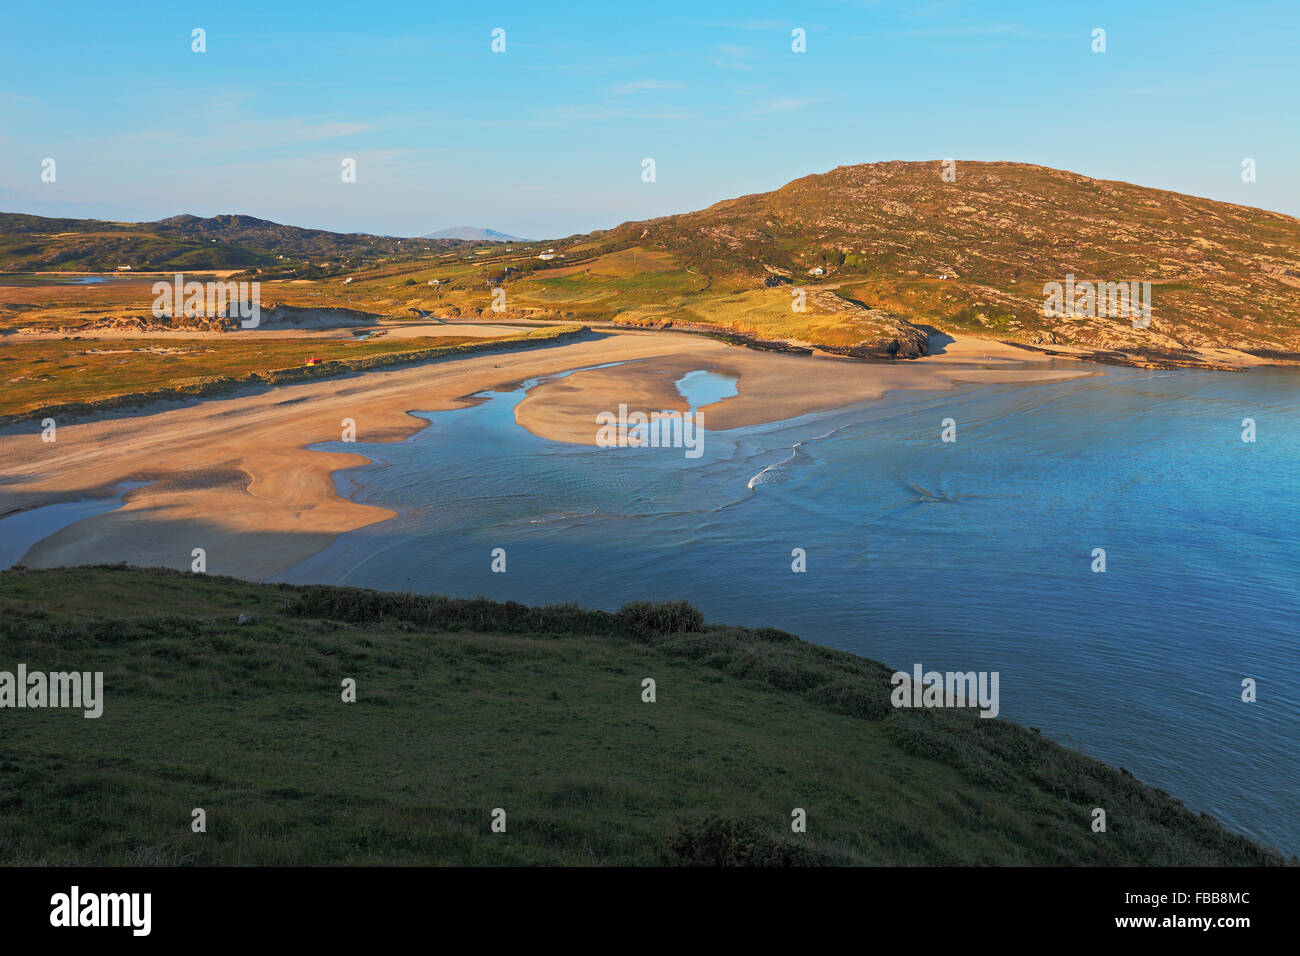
745, 424, 849, 490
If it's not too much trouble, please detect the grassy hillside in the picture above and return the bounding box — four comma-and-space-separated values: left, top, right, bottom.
0, 565, 1285, 866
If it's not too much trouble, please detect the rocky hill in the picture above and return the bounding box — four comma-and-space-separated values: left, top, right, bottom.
601, 160, 1300, 359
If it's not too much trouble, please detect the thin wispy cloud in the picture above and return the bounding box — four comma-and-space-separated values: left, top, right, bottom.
611, 79, 686, 94
110, 118, 373, 152
203, 90, 259, 113
536, 55, 654, 77
490, 104, 695, 128
689, 19, 790, 30
754, 97, 819, 113
848, 23, 1044, 40
710, 43, 756, 70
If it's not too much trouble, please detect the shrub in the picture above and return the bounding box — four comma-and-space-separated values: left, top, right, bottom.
808, 677, 893, 720
285, 586, 705, 641
666, 816, 830, 867
615, 600, 704, 638
286, 586, 616, 636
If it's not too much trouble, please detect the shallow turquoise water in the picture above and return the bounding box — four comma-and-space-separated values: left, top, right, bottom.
284, 365, 1300, 853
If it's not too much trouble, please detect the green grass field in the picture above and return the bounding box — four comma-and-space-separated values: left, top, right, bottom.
0, 566, 1285, 866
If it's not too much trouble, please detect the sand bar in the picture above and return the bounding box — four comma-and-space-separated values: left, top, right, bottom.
0, 329, 1095, 579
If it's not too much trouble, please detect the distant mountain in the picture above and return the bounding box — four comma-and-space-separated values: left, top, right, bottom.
422, 226, 527, 242
0, 212, 469, 273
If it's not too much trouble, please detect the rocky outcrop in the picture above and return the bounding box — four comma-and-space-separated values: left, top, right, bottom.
21, 314, 241, 335
17, 304, 389, 336
807, 291, 929, 359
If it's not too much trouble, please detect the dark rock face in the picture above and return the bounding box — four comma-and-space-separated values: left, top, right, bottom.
820, 327, 929, 360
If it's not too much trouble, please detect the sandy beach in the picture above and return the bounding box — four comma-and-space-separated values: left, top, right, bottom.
0, 328, 1095, 579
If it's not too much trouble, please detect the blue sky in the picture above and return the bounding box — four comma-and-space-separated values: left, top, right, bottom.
1, 0, 1296, 238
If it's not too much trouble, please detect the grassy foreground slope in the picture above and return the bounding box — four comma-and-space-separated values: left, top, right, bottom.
0, 566, 1285, 866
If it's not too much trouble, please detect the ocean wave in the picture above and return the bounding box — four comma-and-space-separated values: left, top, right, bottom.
745, 424, 849, 490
